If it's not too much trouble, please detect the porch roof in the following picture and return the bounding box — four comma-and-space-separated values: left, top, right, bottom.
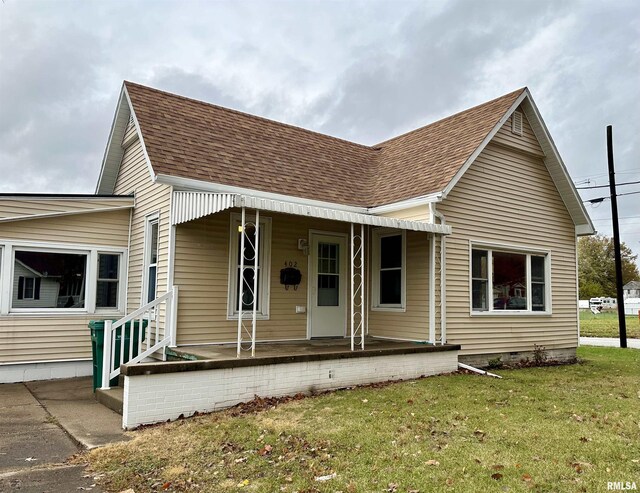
171, 191, 452, 234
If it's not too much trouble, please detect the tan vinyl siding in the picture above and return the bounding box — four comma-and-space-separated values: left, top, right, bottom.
113, 138, 172, 315
493, 106, 544, 157
0, 315, 116, 364
0, 198, 132, 220
0, 209, 130, 247
438, 140, 578, 355
0, 208, 131, 364
175, 210, 354, 344
382, 205, 430, 222
367, 231, 432, 341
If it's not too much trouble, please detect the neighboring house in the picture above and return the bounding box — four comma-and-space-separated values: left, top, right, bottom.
623, 281, 640, 299
0, 82, 594, 428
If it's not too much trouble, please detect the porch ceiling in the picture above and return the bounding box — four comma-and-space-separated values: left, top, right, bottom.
171, 191, 452, 234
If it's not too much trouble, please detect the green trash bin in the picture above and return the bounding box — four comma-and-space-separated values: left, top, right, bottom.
89, 319, 148, 392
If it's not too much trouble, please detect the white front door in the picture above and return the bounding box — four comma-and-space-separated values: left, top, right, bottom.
309, 233, 347, 338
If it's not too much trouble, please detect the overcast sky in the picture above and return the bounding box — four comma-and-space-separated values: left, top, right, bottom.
1, 0, 639, 260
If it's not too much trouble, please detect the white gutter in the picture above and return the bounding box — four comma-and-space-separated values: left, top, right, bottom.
432, 204, 447, 345
157, 174, 368, 214
367, 192, 443, 214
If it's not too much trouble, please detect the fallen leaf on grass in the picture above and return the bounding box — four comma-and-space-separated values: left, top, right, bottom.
162, 482, 172, 490
234, 457, 247, 463
522, 473, 532, 482
361, 399, 368, 403
572, 414, 584, 422
445, 478, 454, 486
425, 460, 440, 466
492, 465, 505, 470
237, 479, 250, 487
491, 473, 503, 480
315, 473, 337, 482
387, 483, 399, 492
579, 437, 592, 443
258, 444, 273, 456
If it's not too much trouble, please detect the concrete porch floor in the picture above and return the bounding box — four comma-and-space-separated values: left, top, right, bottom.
167, 337, 455, 363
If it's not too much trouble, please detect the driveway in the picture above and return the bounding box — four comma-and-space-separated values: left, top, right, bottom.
0, 377, 128, 492
580, 337, 640, 349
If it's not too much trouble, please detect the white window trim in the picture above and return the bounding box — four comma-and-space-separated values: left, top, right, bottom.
468, 240, 552, 316
227, 212, 272, 320
95, 252, 125, 312
0, 239, 127, 316
371, 228, 406, 312
141, 213, 160, 306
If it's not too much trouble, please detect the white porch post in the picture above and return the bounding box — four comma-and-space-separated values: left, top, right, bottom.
236, 207, 246, 357
101, 320, 113, 390
440, 235, 447, 344
251, 210, 259, 357
428, 233, 436, 344
350, 223, 365, 351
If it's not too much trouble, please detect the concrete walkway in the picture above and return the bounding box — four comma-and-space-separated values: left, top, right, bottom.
580, 337, 640, 349
0, 377, 128, 492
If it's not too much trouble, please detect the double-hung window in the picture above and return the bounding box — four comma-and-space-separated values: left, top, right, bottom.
372, 229, 406, 310
471, 244, 550, 314
227, 213, 272, 318
96, 253, 121, 309
144, 216, 159, 304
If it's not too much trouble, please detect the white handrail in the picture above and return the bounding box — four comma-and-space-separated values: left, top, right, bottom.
100, 286, 178, 389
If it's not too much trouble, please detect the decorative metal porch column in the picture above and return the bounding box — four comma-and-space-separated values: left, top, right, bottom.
350, 223, 365, 350
236, 207, 260, 357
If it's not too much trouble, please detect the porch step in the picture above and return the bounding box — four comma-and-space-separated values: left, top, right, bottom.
96, 387, 124, 415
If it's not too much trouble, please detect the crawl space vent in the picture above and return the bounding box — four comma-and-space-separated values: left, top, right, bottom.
511, 111, 523, 136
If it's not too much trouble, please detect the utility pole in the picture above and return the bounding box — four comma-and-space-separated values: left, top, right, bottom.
607, 125, 627, 348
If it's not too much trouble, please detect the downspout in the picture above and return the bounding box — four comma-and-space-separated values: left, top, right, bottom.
431, 203, 447, 345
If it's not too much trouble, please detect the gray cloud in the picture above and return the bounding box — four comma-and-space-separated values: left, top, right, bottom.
0, 0, 638, 257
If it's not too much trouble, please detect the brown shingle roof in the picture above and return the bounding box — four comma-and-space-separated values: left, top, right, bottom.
125, 82, 524, 207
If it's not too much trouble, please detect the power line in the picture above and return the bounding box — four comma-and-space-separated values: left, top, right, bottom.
576, 180, 640, 190
583, 189, 640, 203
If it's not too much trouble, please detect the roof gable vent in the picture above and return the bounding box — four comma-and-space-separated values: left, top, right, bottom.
511, 111, 523, 136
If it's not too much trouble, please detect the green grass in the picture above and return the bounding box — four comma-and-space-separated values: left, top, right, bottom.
86, 347, 640, 492
580, 310, 640, 339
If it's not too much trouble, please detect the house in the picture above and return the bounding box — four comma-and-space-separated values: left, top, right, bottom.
0, 82, 594, 428
623, 281, 640, 299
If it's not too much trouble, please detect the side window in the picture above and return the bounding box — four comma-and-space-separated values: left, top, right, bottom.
144, 217, 159, 304
471, 246, 550, 314
96, 253, 120, 309
372, 230, 405, 310
12, 250, 88, 309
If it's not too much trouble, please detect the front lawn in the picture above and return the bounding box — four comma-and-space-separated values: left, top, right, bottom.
86, 347, 640, 492
580, 310, 640, 339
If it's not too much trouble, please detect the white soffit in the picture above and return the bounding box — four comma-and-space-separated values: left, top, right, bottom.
172, 191, 452, 234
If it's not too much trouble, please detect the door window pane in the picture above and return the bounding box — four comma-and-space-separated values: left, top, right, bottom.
317, 242, 339, 306
13, 251, 87, 309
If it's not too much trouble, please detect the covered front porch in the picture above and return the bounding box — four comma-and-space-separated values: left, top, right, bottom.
170, 190, 452, 356
165, 337, 459, 362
